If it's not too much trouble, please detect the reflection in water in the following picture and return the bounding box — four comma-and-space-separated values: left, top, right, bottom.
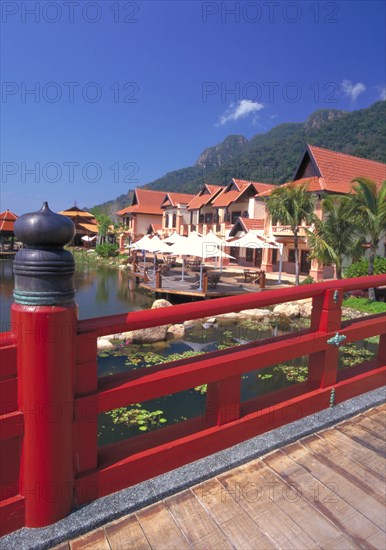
0, 260, 152, 325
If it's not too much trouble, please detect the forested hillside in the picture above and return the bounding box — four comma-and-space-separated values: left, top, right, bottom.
91, 101, 386, 216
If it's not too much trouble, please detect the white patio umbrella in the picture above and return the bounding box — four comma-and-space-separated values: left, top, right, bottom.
201, 230, 227, 271
163, 232, 187, 245
229, 231, 283, 283
167, 237, 234, 290
129, 234, 153, 251
187, 230, 204, 244
130, 235, 169, 273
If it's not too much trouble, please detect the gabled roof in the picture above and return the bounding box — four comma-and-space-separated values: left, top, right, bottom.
116, 189, 165, 216
147, 223, 162, 234
258, 177, 321, 197
212, 179, 275, 207
259, 145, 386, 197
228, 217, 265, 236
188, 184, 223, 210
59, 207, 95, 218
295, 145, 386, 194
0, 210, 18, 232
78, 223, 99, 234
161, 192, 195, 208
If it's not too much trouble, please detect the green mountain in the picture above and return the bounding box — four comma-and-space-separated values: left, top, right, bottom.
91, 101, 386, 216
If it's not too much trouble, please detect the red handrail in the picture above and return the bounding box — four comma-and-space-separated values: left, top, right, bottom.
78, 274, 385, 337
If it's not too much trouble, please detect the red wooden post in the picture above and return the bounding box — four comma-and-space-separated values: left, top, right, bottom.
202, 272, 208, 293
155, 269, 162, 288
205, 376, 240, 425
259, 271, 266, 289
377, 333, 386, 368
11, 203, 77, 527
308, 289, 343, 388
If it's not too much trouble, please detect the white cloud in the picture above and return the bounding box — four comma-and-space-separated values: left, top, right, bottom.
376, 84, 386, 100
341, 79, 366, 102
217, 100, 264, 126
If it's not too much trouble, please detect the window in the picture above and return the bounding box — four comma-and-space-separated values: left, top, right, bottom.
246, 248, 254, 263
231, 211, 241, 224
272, 249, 278, 264
172, 213, 177, 228
288, 249, 295, 263
205, 213, 213, 224
242, 211, 249, 218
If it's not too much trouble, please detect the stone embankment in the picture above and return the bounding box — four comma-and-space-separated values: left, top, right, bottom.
97, 298, 317, 350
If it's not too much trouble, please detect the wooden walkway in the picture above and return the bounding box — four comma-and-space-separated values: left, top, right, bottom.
54, 405, 385, 549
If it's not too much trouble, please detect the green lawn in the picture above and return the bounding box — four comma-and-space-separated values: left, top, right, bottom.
343, 297, 386, 314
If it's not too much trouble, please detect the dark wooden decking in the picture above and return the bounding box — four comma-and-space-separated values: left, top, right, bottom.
54, 405, 386, 549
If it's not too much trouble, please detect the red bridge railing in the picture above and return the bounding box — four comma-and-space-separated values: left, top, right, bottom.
1, 274, 385, 536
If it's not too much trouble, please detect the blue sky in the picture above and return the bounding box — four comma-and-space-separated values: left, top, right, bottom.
1, 0, 385, 214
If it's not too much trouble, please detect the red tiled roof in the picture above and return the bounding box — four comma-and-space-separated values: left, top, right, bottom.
233, 179, 275, 193
0, 210, 18, 232
308, 145, 386, 193
60, 206, 95, 217
259, 145, 386, 197
162, 192, 195, 207
229, 217, 266, 236
240, 218, 265, 230
212, 179, 274, 207
188, 184, 223, 210
117, 189, 165, 216
149, 223, 162, 231
258, 177, 321, 197
206, 184, 222, 193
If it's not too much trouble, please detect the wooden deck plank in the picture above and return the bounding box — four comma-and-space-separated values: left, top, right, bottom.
164, 489, 232, 548
264, 448, 385, 550
303, 434, 385, 501
365, 406, 386, 423
217, 461, 321, 549
69, 529, 111, 550
192, 478, 277, 549
104, 514, 151, 549
136, 502, 190, 550
287, 439, 386, 531
320, 428, 386, 479
55, 407, 386, 550
336, 422, 386, 456
355, 415, 386, 439
221, 458, 359, 550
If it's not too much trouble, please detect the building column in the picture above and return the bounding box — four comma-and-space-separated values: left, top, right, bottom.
119, 233, 125, 252
309, 258, 324, 282
261, 248, 273, 272
176, 214, 182, 234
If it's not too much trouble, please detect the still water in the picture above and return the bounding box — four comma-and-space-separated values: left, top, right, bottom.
0, 260, 152, 327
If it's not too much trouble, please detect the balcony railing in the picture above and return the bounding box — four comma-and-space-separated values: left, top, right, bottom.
272, 225, 311, 236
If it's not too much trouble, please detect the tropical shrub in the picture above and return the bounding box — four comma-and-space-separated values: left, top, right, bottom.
344, 257, 386, 278
299, 276, 315, 285
95, 242, 119, 258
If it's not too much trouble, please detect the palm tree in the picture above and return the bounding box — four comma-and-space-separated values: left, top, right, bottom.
266, 183, 316, 285
306, 196, 363, 279
348, 178, 386, 300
